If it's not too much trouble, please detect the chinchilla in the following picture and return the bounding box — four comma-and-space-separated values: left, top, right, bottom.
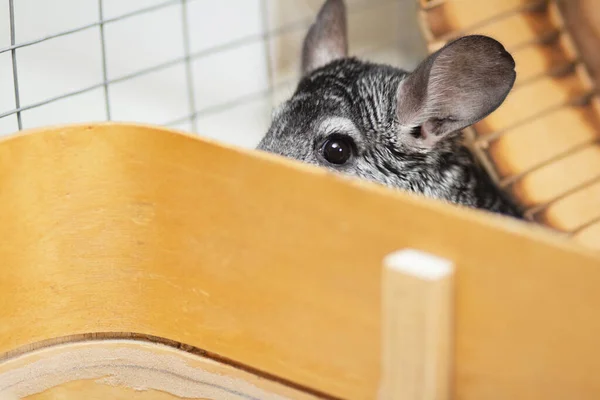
257, 0, 522, 218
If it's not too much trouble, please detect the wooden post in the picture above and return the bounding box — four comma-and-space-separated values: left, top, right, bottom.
380, 249, 455, 400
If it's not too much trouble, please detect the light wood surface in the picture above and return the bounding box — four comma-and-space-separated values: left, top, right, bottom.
0, 123, 600, 399
574, 221, 600, 249
380, 250, 454, 400
462, 7, 559, 50
511, 144, 600, 208
425, 2, 559, 52
0, 340, 318, 400
510, 34, 575, 86
539, 179, 600, 231
474, 72, 590, 137
421, 0, 545, 40
487, 100, 600, 178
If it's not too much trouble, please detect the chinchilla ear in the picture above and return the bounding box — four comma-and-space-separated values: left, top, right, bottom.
301, 0, 348, 75
395, 35, 516, 149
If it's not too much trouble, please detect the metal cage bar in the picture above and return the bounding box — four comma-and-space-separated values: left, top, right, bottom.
0, 0, 400, 132
8, 0, 23, 129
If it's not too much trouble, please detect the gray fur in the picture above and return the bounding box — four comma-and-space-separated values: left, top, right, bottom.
257, 0, 521, 218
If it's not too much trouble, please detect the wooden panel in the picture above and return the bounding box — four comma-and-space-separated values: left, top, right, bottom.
422, 0, 545, 39
511, 145, 600, 208
1, 124, 600, 399
487, 102, 600, 178
0, 340, 317, 399
474, 72, 590, 136
538, 180, 600, 232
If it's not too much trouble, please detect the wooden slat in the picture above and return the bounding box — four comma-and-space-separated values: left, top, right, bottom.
426, 3, 559, 51
464, 7, 559, 49
511, 34, 576, 85
1, 124, 600, 400
511, 144, 600, 207
474, 72, 590, 136
537, 180, 600, 232
487, 101, 600, 178
573, 221, 600, 250
422, 0, 545, 39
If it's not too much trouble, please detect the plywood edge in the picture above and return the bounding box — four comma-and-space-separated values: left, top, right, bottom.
0, 339, 320, 400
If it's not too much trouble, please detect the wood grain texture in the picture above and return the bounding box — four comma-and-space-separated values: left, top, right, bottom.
0, 340, 318, 400
0, 124, 600, 399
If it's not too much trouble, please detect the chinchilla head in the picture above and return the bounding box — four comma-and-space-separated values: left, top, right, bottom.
257, 0, 518, 213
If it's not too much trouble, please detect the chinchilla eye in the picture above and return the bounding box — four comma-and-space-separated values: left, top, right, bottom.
320, 134, 354, 165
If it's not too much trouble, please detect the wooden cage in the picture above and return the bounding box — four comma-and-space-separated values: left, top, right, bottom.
1, 1, 600, 399
418, 0, 600, 252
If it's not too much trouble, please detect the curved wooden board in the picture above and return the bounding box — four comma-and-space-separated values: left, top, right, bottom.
0, 123, 599, 400
0, 339, 319, 399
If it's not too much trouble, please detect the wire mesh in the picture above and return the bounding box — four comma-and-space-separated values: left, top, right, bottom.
8, 0, 22, 129
0, 0, 425, 146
